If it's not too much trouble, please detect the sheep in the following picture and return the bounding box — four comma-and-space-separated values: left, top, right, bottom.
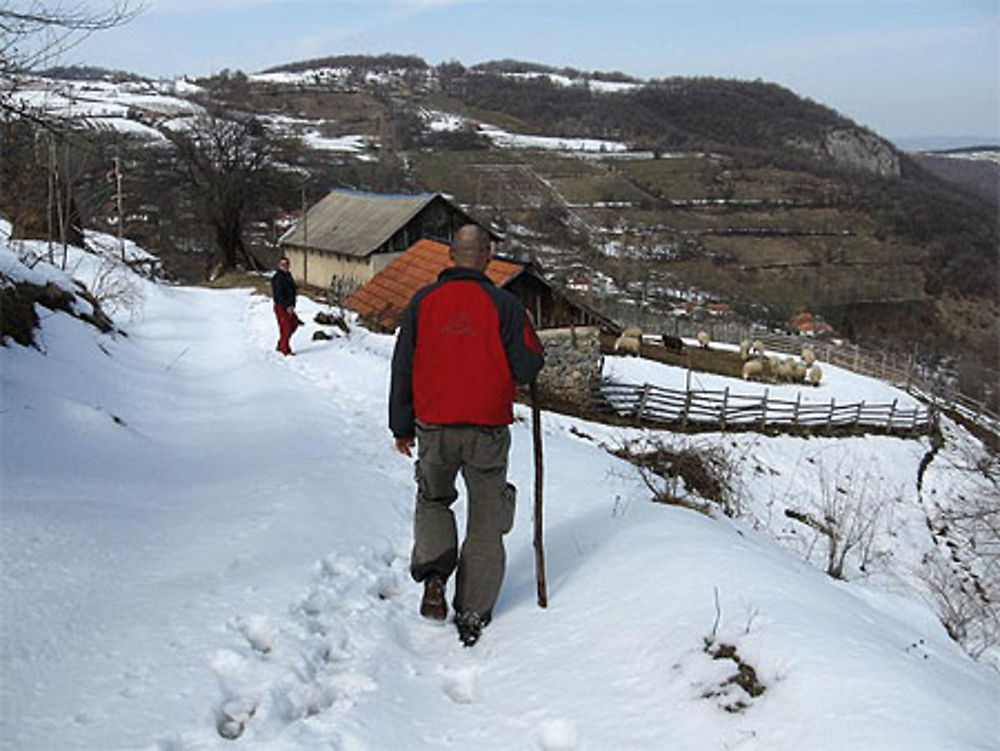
775, 359, 794, 383
661, 334, 684, 352
751, 339, 765, 356
801, 347, 817, 366
806, 364, 823, 386
792, 362, 808, 383
696, 330, 710, 349
742, 358, 766, 381
614, 329, 642, 356
739, 339, 751, 360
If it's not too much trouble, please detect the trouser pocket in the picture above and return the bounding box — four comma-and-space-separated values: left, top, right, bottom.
501, 482, 516, 534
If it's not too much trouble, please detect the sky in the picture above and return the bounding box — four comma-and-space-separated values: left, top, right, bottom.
54, 0, 1000, 146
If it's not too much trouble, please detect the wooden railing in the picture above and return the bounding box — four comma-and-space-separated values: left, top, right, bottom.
653, 320, 998, 438
595, 381, 935, 436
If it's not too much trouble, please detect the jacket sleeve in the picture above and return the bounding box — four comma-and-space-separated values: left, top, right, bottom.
388, 298, 419, 438
498, 294, 545, 386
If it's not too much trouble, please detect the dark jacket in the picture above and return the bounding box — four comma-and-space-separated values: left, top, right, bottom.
271, 269, 296, 308
389, 267, 545, 438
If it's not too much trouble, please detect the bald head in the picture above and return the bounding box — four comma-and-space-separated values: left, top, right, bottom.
449, 225, 492, 271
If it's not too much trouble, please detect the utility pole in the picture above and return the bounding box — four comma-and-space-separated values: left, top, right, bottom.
115, 153, 124, 261
47, 134, 54, 264
301, 184, 308, 283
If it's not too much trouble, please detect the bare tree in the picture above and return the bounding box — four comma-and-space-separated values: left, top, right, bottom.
1, 1, 141, 123
168, 109, 295, 270
1, 1, 139, 73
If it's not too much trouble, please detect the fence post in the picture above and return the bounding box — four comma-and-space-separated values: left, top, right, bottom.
854, 400, 864, 426
853, 344, 860, 372
793, 391, 801, 425
720, 387, 729, 430
887, 398, 897, 429
636, 383, 650, 426
827, 397, 835, 427
760, 388, 769, 430
681, 386, 691, 428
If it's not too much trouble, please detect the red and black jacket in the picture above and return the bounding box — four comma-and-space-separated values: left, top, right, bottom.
389, 267, 545, 438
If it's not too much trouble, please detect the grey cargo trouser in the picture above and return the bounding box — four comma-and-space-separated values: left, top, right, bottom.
411, 423, 516, 619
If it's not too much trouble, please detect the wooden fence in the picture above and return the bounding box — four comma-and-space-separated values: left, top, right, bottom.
656, 319, 999, 438
595, 381, 935, 436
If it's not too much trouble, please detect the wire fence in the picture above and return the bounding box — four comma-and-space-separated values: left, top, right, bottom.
595, 381, 935, 436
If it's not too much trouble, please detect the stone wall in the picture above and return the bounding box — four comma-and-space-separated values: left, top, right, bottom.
536, 326, 603, 405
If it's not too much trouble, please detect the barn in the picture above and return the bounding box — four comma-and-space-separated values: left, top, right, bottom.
280, 189, 494, 291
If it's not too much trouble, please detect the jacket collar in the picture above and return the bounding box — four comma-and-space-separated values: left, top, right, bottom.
438, 266, 494, 285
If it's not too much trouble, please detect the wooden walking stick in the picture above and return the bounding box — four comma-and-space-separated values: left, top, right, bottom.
530, 379, 548, 608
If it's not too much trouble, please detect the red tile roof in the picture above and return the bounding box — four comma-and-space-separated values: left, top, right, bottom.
346, 238, 525, 331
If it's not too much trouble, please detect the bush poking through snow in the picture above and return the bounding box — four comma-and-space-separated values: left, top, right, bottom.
614, 439, 739, 516
783, 458, 892, 579
0, 275, 113, 347
701, 640, 767, 713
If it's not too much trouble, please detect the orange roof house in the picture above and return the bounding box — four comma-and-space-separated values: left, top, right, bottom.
789, 311, 835, 337
346, 238, 614, 332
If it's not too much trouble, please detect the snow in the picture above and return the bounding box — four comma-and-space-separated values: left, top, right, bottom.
479, 124, 629, 153
1, 229, 998, 750
5, 76, 202, 139
502, 71, 642, 94
300, 131, 373, 155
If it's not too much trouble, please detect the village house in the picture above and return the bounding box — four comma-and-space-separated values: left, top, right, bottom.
279, 189, 493, 291
789, 311, 835, 337
345, 238, 614, 332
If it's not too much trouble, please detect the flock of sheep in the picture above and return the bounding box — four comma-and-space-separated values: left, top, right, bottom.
612, 328, 823, 386
739, 338, 823, 386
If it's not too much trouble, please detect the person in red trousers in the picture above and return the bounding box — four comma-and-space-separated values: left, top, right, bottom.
271, 256, 299, 355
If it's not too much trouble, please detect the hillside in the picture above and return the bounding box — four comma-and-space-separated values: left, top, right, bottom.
3, 56, 998, 396
2, 224, 998, 749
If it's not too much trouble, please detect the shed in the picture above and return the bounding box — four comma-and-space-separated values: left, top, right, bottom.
346, 238, 614, 332
280, 189, 493, 290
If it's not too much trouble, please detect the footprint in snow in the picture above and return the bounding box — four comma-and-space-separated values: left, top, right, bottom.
234, 614, 276, 655
216, 696, 257, 740
537, 718, 580, 750
440, 666, 477, 704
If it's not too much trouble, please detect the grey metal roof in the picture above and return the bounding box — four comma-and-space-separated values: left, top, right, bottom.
281, 190, 440, 258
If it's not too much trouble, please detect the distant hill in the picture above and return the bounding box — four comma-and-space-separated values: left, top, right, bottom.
5, 54, 997, 394
910, 150, 1000, 206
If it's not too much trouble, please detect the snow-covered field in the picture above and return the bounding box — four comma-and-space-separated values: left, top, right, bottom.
1, 229, 998, 750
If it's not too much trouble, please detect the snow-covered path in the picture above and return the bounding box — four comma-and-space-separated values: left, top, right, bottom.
2, 253, 999, 750
1, 285, 411, 749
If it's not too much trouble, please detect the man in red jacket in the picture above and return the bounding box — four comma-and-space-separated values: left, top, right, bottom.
389, 225, 545, 646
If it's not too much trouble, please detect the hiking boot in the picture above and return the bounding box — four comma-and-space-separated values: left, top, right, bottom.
419, 576, 447, 621
454, 611, 490, 647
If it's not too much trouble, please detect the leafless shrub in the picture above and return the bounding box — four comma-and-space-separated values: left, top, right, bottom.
784, 457, 895, 579
919, 552, 999, 659
920, 442, 1000, 657
84, 256, 143, 321
613, 436, 740, 516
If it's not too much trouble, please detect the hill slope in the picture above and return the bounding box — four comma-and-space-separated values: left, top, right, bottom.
1, 227, 998, 749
